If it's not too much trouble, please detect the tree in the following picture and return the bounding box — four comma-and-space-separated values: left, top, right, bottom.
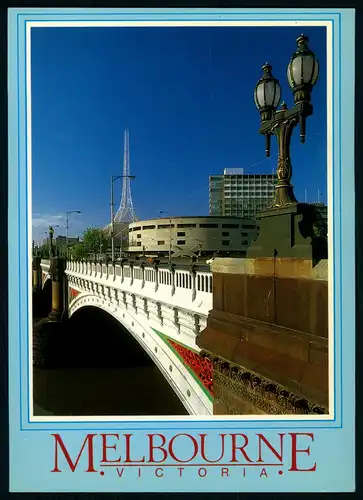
70, 243, 86, 259
82, 226, 109, 255
38, 243, 50, 258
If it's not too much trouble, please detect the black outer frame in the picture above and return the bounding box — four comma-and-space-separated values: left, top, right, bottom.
0, 1, 361, 499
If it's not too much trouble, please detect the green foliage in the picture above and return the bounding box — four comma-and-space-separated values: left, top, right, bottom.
82, 226, 109, 255
38, 243, 50, 258
70, 243, 87, 259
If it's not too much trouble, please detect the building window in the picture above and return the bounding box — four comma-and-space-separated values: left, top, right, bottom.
177, 231, 185, 237
136, 242, 142, 247
177, 240, 186, 245
157, 241, 165, 245
241, 232, 248, 237
242, 240, 249, 245
157, 224, 175, 229
222, 240, 230, 246
132, 226, 141, 231
222, 232, 229, 237
142, 225, 156, 230
177, 223, 197, 228
137, 234, 141, 238
222, 223, 239, 228
200, 223, 219, 228
242, 224, 256, 230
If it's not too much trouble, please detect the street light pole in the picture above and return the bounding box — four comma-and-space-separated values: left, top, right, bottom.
248, 34, 325, 261
111, 176, 115, 262
110, 174, 135, 262
160, 210, 172, 263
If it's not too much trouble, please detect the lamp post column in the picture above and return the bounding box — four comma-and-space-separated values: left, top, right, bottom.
111, 176, 115, 262
66, 212, 69, 249
169, 217, 172, 264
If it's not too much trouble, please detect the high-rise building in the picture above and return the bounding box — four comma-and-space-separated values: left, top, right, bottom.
311, 202, 328, 223
209, 168, 277, 219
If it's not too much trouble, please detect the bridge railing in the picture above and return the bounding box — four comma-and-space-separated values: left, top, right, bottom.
65, 260, 213, 295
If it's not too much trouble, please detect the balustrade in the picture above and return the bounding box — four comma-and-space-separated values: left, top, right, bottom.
60, 259, 213, 296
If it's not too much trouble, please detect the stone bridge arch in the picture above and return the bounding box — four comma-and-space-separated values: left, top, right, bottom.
68, 292, 213, 416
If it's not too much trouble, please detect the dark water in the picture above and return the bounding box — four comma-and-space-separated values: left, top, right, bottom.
33, 304, 188, 416
33, 366, 187, 416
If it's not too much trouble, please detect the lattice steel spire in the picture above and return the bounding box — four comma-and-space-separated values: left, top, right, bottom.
114, 129, 138, 223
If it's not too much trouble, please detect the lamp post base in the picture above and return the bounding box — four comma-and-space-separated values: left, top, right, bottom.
247, 202, 327, 262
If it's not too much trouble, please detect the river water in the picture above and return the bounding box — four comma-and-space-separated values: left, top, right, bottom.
33, 365, 188, 416
32, 303, 188, 417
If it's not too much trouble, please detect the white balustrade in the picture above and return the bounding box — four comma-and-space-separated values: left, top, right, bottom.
43, 259, 213, 319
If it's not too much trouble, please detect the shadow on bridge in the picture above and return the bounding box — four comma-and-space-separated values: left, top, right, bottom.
33, 306, 188, 417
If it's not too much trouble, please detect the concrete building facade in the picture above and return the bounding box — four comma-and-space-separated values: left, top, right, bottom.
209, 168, 277, 219
128, 216, 258, 257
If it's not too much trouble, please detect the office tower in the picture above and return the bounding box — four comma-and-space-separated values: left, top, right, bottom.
209, 168, 277, 219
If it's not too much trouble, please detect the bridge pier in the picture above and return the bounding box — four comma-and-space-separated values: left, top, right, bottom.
48, 256, 66, 322
32, 256, 42, 294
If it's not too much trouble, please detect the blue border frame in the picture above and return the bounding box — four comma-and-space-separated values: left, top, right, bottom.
8, 8, 355, 493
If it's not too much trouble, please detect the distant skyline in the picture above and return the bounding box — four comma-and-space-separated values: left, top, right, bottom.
31, 25, 327, 242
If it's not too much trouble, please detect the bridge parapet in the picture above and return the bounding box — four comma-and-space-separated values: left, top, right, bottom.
65, 260, 213, 313
197, 257, 329, 415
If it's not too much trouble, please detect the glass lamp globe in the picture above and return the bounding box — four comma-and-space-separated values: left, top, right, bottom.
287, 34, 319, 91
254, 63, 282, 111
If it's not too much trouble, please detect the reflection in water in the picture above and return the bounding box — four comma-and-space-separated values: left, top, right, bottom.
33, 366, 188, 416
33, 306, 188, 416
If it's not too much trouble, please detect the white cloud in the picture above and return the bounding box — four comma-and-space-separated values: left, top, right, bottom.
32, 213, 84, 244
32, 214, 65, 229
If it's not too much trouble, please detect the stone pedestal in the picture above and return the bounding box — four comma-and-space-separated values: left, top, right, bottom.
247, 203, 327, 263
197, 257, 329, 415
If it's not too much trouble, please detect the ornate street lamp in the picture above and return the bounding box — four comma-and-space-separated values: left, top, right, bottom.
248, 34, 326, 261
254, 34, 319, 208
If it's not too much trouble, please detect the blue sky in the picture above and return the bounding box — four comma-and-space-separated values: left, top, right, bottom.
31, 25, 327, 241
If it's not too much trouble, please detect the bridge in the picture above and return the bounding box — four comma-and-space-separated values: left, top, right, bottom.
37, 258, 214, 416
33, 247, 329, 417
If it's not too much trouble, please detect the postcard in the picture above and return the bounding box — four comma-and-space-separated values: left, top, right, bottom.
8, 8, 355, 493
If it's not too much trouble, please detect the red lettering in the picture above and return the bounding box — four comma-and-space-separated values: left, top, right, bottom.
177, 467, 184, 477
51, 433, 97, 473
200, 433, 226, 463
230, 434, 253, 463
256, 433, 285, 463
155, 467, 163, 477
101, 434, 121, 463
288, 433, 317, 472
198, 467, 207, 477
124, 434, 145, 463
168, 433, 198, 463
147, 434, 168, 463
221, 467, 229, 477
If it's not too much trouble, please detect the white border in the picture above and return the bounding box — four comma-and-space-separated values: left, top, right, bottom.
27, 20, 333, 422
